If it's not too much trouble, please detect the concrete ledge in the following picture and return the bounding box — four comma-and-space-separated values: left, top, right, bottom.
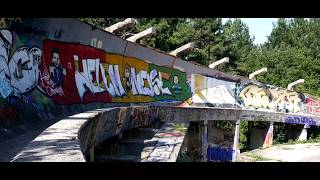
141, 122, 189, 162
12, 106, 156, 162
11, 105, 320, 162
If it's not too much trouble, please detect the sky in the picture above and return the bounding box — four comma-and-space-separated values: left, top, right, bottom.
222, 18, 278, 45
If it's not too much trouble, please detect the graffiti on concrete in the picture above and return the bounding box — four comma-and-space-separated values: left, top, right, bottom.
207, 146, 234, 162
284, 115, 317, 126
305, 97, 320, 115
190, 74, 237, 106
238, 81, 305, 113
37, 40, 191, 105
0, 26, 192, 128
2, 18, 320, 134
0, 29, 42, 99
9, 47, 42, 95
130, 108, 151, 128
0, 70, 12, 98
38, 67, 65, 97
0, 30, 191, 106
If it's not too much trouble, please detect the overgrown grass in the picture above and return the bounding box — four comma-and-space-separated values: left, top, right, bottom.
242, 152, 274, 161
173, 123, 188, 133
273, 136, 320, 146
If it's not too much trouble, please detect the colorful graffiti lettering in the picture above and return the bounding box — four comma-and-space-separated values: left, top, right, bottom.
38, 40, 191, 105
238, 83, 303, 113
305, 97, 320, 114
191, 74, 237, 105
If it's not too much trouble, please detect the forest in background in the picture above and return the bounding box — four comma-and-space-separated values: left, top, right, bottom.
81, 18, 320, 150
81, 18, 320, 97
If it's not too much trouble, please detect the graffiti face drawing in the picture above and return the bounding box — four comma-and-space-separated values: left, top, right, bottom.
49, 48, 66, 87
172, 75, 182, 94
123, 63, 131, 92
9, 47, 42, 94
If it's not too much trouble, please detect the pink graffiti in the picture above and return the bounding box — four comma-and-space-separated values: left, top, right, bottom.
39, 68, 64, 97
157, 132, 182, 137
306, 97, 320, 113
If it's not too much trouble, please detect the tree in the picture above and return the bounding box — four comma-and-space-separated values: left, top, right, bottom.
219, 18, 254, 74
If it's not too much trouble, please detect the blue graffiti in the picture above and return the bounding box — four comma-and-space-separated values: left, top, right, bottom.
285, 116, 317, 126
207, 146, 234, 162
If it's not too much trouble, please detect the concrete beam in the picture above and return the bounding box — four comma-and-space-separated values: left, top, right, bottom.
263, 122, 274, 148
126, 27, 156, 42
201, 120, 208, 162
232, 120, 240, 162
105, 18, 137, 33
170, 42, 195, 56
249, 68, 267, 80
298, 124, 309, 141
287, 79, 305, 91
208, 57, 229, 69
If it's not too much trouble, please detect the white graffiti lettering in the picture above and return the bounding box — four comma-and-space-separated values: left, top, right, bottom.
74, 57, 172, 100
0, 29, 42, 99
9, 47, 42, 95
74, 56, 126, 100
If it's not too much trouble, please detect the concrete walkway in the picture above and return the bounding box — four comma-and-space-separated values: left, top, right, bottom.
239, 143, 320, 162
0, 119, 60, 162
10, 112, 97, 162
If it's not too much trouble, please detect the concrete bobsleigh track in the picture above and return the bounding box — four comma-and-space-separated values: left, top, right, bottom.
0, 18, 319, 162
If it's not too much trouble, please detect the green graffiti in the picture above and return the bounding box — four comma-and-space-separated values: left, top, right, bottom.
148, 64, 192, 102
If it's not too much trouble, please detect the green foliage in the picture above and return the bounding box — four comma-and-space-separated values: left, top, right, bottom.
215, 121, 233, 131
79, 18, 320, 148
80, 18, 254, 68
240, 18, 320, 97
79, 18, 126, 29
239, 121, 249, 152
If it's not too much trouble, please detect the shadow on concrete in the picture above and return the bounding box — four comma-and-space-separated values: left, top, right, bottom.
12, 138, 83, 162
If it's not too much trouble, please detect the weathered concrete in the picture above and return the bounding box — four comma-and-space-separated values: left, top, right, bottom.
201, 120, 208, 162
298, 124, 309, 141
11, 116, 90, 162
232, 120, 240, 162
263, 122, 274, 148
142, 122, 189, 162
156, 106, 320, 125
11, 105, 320, 162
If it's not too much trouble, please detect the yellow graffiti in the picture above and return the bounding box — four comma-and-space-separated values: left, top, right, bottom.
240, 85, 302, 113
240, 85, 274, 110
271, 89, 302, 113
112, 55, 151, 103
0, 18, 6, 28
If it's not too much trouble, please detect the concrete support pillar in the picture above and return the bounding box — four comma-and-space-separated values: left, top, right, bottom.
201, 120, 208, 162
263, 122, 274, 148
232, 120, 240, 162
298, 124, 309, 141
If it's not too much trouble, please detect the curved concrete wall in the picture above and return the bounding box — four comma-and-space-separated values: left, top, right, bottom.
1, 18, 320, 137
0, 18, 195, 132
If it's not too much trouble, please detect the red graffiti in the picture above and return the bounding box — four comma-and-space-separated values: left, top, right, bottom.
39, 68, 64, 96
39, 40, 112, 105
305, 97, 320, 114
